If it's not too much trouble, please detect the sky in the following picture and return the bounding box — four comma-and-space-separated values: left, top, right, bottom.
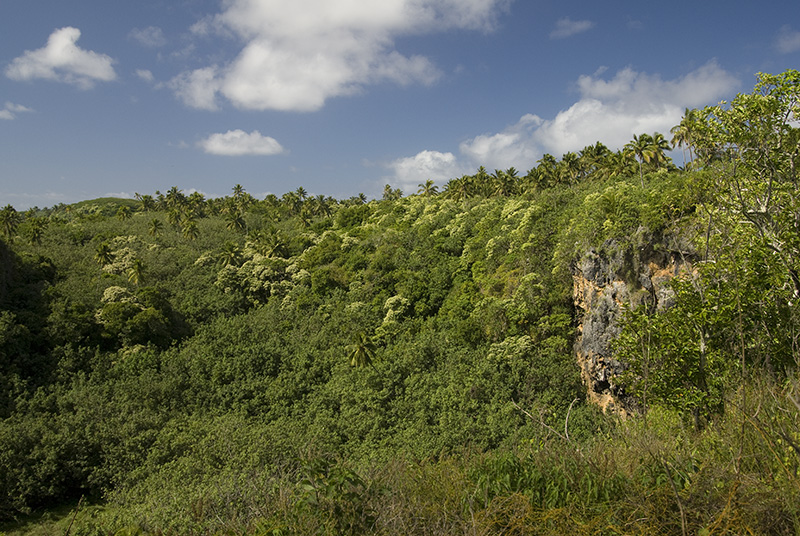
1, 0, 799, 209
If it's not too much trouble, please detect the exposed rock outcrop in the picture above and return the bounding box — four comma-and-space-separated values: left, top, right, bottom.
573, 233, 694, 415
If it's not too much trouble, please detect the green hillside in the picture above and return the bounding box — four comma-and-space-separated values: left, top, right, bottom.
1, 70, 799, 535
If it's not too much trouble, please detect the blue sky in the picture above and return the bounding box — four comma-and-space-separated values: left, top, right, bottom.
1, 0, 799, 209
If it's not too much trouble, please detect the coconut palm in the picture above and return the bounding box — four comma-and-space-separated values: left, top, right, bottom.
127, 258, 144, 285
671, 109, 699, 168
165, 186, 186, 210
182, 220, 199, 241
0, 204, 21, 241
95, 242, 114, 266
135, 193, 156, 212
148, 218, 164, 237
624, 133, 657, 186
26, 217, 48, 245
218, 242, 242, 267
649, 132, 672, 169
597, 150, 637, 181
225, 210, 247, 233
535, 154, 559, 189
117, 205, 132, 221
417, 179, 439, 197
346, 332, 377, 369
559, 152, 582, 184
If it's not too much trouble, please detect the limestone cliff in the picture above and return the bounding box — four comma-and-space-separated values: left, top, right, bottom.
572, 234, 694, 414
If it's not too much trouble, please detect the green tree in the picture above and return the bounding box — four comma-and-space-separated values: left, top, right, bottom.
95, 242, 114, 266
148, 218, 164, 237
624, 133, 656, 186
695, 70, 800, 297
218, 242, 242, 267
417, 179, 439, 197
182, 220, 199, 241
0, 205, 21, 242
116, 205, 132, 221
25, 217, 48, 245
346, 332, 377, 369
135, 193, 156, 211
382, 184, 402, 201
127, 258, 144, 285
670, 108, 699, 168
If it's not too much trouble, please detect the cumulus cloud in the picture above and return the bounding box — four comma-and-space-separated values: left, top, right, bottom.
550, 17, 595, 39
386, 150, 466, 192
129, 26, 167, 48
171, 0, 509, 111
776, 25, 800, 53
386, 62, 739, 185
5, 27, 117, 89
0, 101, 34, 120
199, 129, 286, 156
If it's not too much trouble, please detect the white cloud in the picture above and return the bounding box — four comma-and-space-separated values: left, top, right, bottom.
136, 69, 155, 82
0, 101, 34, 120
386, 150, 465, 192
459, 114, 542, 170
171, 0, 509, 111
550, 17, 595, 39
129, 26, 167, 48
169, 67, 222, 110
386, 62, 739, 185
5, 27, 117, 89
199, 129, 286, 156
776, 25, 800, 53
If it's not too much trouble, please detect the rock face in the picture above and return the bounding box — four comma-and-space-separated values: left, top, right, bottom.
572, 237, 693, 415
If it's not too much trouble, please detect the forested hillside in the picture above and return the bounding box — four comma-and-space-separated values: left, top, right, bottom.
1, 71, 799, 535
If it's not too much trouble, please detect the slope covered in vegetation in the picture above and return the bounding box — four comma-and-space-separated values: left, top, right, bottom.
1, 71, 799, 535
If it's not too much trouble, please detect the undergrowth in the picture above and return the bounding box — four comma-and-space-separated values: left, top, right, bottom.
4, 377, 798, 536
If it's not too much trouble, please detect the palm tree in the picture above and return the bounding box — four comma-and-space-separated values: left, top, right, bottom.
165, 186, 186, 210
117, 205, 132, 221
282, 191, 302, 215
148, 218, 163, 237
417, 179, 439, 197
166, 208, 181, 227
492, 169, 518, 196
671, 109, 698, 168
443, 176, 471, 201
135, 193, 156, 212
649, 132, 671, 169
188, 192, 206, 215
182, 220, 199, 241
127, 258, 144, 285
559, 152, 582, 185
218, 242, 242, 267
535, 154, 559, 189
382, 184, 402, 201
225, 210, 247, 233
0, 204, 21, 241
95, 242, 114, 266
625, 133, 656, 186
598, 150, 637, 181
26, 217, 48, 245
579, 142, 611, 179
346, 332, 377, 369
